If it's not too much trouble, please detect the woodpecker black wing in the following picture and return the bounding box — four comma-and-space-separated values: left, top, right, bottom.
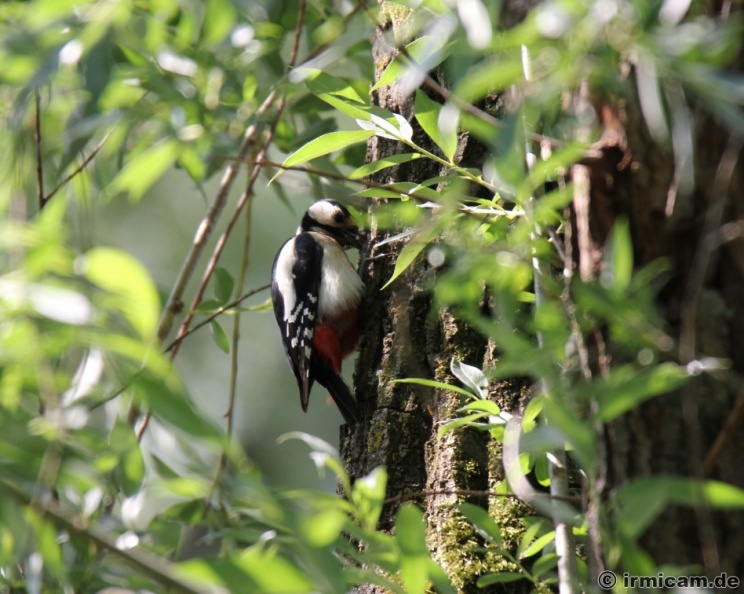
271, 232, 323, 411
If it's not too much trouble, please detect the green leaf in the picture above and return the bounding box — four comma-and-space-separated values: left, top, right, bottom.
439, 413, 489, 437
134, 375, 223, 440
214, 267, 234, 305
210, 320, 230, 353
603, 218, 634, 292
382, 224, 439, 289
305, 70, 373, 120
352, 466, 387, 529
459, 401, 501, 415
110, 418, 145, 496
278, 432, 349, 488
393, 378, 474, 399
477, 572, 525, 586
516, 519, 543, 558
414, 90, 457, 161
458, 503, 502, 545
202, 0, 236, 44
396, 505, 430, 594
298, 507, 346, 548
84, 247, 160, 340
596, 363, 687, 422
450, 358, 487, 398
531, 553, 558, 577
519, 530, 555, 559
111, 139, 181, 201
283, 130, 375, 168
349, 153, 422, 179
615, 477, 744, 540
372, 36, 451, 91
455, 56, 524, 103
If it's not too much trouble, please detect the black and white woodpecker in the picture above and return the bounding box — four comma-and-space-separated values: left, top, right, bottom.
270, 199, 364, 424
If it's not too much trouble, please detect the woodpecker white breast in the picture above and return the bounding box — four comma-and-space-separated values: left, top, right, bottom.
270, 199, 364, 424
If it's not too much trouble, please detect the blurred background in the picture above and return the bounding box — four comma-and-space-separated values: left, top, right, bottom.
100, 168, 353, 491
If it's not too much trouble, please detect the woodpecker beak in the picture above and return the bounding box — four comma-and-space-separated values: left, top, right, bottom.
341, 227, 363, 250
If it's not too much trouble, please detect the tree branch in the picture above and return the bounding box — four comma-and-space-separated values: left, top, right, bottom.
1, 480, 214, 594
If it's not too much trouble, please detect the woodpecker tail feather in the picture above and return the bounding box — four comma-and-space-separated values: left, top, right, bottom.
314, 367, 360, 425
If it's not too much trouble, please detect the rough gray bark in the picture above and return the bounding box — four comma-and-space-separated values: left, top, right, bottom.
342, 4, 534, 593
344, 1, 744, 591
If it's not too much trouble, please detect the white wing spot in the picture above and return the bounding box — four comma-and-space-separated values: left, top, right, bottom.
304, 346, 312, 358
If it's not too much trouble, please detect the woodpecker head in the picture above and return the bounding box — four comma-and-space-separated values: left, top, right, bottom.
298, 199, 362, 249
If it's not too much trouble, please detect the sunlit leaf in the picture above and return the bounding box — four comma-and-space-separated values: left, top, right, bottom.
111, 140, 181, 202
477, 572, 525, 586
414, 90, 457, 161
352, 466, 387, 529
349, 153, 422, 179
283, 130, 375, 168
382, 224, 440, 289
602, 218, 634, 292
451, 358, 488, 398
519, 530, 555, 559
393, 377, 474, 399
84, 247, 160, 340
396, 505, 429, 594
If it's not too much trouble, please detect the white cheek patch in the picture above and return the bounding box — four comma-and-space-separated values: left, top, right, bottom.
308, 200, 342, 225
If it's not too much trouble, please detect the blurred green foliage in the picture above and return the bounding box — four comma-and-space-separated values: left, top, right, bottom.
2, 0, 744, 592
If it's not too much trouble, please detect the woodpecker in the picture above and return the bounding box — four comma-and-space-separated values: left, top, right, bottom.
271, 199, 364, 424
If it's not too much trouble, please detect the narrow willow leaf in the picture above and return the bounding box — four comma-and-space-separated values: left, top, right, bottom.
283, 130, 375, 167
455, 57, 524, 103
596, 363, 687, 422
459, 503, 502, 545
305, 70, 372, 120
381, 224, 439, 289
519, 531, 555, 559
477, 572, 525, 586
394, 377, 474, 399
112, 139, 181, 201
414, 89, 460, 161
372, 36, 450, 91
349, 153, 422, 179
438, 413, 488, 437
602, 218, 633, 292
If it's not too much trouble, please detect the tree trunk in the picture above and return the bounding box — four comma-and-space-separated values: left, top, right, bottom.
344, 1, 744, 591
342, 4, 534, 593
585, 62, 744, 576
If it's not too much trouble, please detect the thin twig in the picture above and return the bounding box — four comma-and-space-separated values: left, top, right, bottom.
128, 90, 277, 431
44, 132, 111, 202
162, 284, 270, 354
35, 91, 45, 210
135, 1, 307, 439
384, 488, 579, 506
